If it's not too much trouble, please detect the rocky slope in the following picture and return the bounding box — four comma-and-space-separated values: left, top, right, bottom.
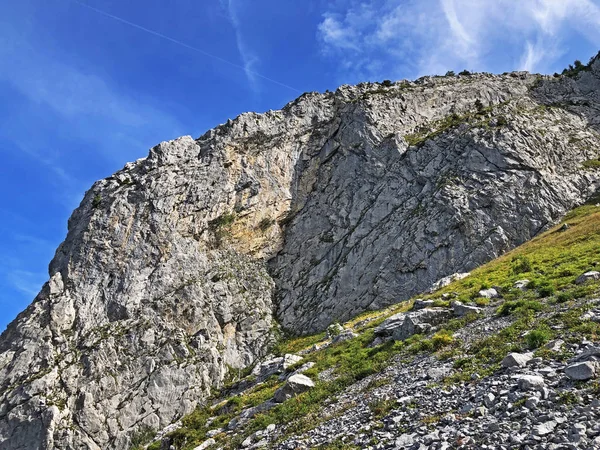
152, 200, 600, 450
2, 55, 600, 449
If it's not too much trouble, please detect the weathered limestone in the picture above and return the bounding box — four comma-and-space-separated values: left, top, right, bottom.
3, 56, 600, 449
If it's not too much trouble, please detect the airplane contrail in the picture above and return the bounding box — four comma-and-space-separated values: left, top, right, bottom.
71, 0, 303, 93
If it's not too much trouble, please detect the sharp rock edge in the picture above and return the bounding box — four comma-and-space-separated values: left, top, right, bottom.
2, 56, 600, 449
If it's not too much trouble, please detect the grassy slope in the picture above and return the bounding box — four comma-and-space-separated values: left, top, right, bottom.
147, 199, 600, 450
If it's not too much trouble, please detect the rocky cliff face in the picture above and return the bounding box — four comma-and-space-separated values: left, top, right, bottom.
2, 56, 600, 449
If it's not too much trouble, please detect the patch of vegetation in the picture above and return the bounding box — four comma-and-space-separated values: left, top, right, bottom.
368, 398, 396, 418
582, 159, 600, 169
404, 101, 510, 148
558, 391, 579, 405
497, 300, 545, 317
431, 330, 456, 350
130, 426, 156, 450
92, 194, 102, 209
510, 255, 533, 275
562, 59, 593, 78
208, 212, 237, 246
209, 212, 236, 229
526, 326, 552, 349
445, 70, 455, 77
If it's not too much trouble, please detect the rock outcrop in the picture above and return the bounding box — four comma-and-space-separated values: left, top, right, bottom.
2, 54, 600, 449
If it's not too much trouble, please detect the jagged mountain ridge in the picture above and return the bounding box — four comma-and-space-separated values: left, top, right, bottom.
2, 55, 600, 449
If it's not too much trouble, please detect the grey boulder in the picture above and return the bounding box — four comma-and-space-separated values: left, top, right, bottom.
273, 374, 315, 403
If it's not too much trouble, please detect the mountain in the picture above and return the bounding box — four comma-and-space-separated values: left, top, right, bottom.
1, 54, 600, 449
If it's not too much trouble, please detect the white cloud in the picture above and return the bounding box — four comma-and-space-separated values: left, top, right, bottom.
318, 0, 600, 80
5, 270, 46, 297
222, 0, 261, 92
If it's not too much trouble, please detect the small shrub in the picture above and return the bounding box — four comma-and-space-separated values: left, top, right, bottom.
526, 328, 551, 349
474, 297, 490, 306
368, 398, 396, 418
381, 79, 393, 87
432, 299, 450, 308
92, 194, 102, 209
582, 159, 600, 169
130, 426, 156, 450
497, 300, 544, 316
558, 391, 579, 405
431, 330, 455, 350
495, 115, 508, 127
538, 283, 556, 298
459, 70, 471, 76
209, 212, 236, 229
511, 255, 533, 274
445, 70, 455, 77
555, 292, 572, 303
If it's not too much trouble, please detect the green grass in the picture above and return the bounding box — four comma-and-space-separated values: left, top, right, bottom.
404, 101, 510, 147
526, 326, 552, 349
582, 159, 600, 169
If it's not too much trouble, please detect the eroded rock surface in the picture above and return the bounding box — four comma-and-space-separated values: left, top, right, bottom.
3, 56, 600, 449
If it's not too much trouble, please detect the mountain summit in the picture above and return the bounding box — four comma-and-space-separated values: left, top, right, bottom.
2, 54, 600, 449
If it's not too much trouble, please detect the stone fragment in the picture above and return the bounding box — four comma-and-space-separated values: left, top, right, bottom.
514, 375, 545, 391
273, 374, 315, 403
575, 271, 600, 284
413, 299, 435, 310
501, 352, 533, 368
533, 420, 557, 436
452, 301, 482, 317
192, 438, 216, 450
565, 361, 598, 381
513, 279, 530, 290
429, 273, 470, 292
478, 288, 499, 299
483, 393, 496, 408
282, 354, 303, 370
332, 330, 358, 344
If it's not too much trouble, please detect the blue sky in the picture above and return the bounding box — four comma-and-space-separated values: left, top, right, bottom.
1, 0, 600, 331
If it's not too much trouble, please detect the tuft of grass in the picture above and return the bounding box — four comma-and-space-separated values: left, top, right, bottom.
431, 330, 456, 350
92, 194, 102, 209
497, 300, 545, 317
511, 255, 533, 275
368, 398, 396, 418
582, 159, 600, 169
526, 327, 552, 349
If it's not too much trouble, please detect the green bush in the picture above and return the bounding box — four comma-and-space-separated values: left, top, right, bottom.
92, 194, 102, 209
526, 328, 551, 349
445, 70, 455, 77
431, 330, 455, 350
538, 283, 556, 298
555, 292, 572, 303
511, 255, 533, 274
497, 300, 544, 316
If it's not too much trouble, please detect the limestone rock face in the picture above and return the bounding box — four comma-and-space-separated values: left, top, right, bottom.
3, 56, 600, 449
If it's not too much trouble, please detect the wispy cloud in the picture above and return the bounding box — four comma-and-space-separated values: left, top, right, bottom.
73, 0, 299, 93
317, 0, 600, 81
0, 20, 188, 210
4, 270, 47, 297
221, 0, 261, 92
